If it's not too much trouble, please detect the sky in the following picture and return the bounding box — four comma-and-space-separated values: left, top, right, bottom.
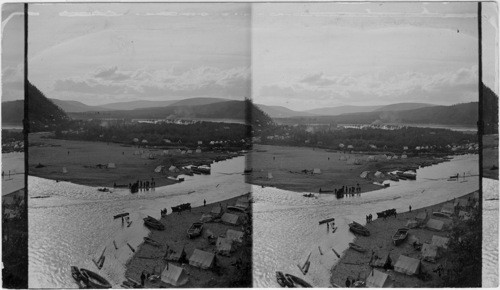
1, 2, 498, 111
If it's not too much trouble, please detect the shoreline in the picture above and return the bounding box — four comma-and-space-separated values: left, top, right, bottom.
329, 190, 478, 288
123, 193, 252, 288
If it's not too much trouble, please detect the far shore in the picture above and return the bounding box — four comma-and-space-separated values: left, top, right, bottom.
28, 133, 242, 188
246, 144, 456, 193
330, 190, 478, 288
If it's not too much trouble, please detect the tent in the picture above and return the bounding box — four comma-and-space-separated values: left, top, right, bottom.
313, 168, 322, 174
195, 148, 202, 153
365, 269, 394, 288
394, 255, 421, 275
405, 219, 419, 229
401, 154, 408, 159
431, 235, 450, 250
235, 198, 250, 210
211, 206, 223, 217
370, 252, 392, 269
221, 213, 241, 226
169, 166, 179, 172
268, 172, 273, 179
339, 155, 348, 161
187, 150, 193, 154
165, 245, 186, 262
421, 243, 439, 263
154, 166, 163, 173
415, 211, 428, 223
161, 263, 188, 286
226, 229, 244, 244
441, 203, 455, 216
216, 237, 234, 256
200, 214, 213, 223
374, 171, 385, 178
62, 167, 68, 174
367, 156, 376, 162
360, 171, 370, 179
189, 249, 215, 269
426, 219, 444, 231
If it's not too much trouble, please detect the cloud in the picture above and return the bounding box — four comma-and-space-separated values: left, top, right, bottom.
59, 10, 123, 17
259, 66, 478, 107
52, 66, 250, 100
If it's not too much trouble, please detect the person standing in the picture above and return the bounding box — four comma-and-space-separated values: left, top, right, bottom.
345, 277, 351, 288
204, 199, 206, 207
140, 271, 146, 287
409, 205, 412, 212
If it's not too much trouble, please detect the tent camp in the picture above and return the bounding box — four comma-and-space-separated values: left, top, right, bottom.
211, 206, 223, 217
405, 219, 419, 229
421, 243, 439, 263
440, 203, 455, 216
426, 219, 445, 231
189, 249, 215, 269
431, 235, 450, 250
360, 171, 370, 179
216, 237, 234, 256
161, 263, 188, 286
415, 211, 428, 224
226, 229, 244, 244
394, 255, 421, 275
313, 168, 322, 174
221, 213, 241, 226
165, 245, 186, 262
374, 171, 385, 178
365, 269, 394, 288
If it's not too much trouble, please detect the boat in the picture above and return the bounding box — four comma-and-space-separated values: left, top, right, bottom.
71, 266, 89, 288
244, 168, 253, 174
97, 188, 109, 192
392, 228, 409, 246
276, 271, 293, 287
348, 243, 366, 253
79, 268, 112, 288
143, 216, 165, 231
318, 217, 335, 225
318, 188, 334, 193
303, 193, 315, 198
284, 274, 313, 288
144, 237, 161, 247
432, 212, 451, 218
187, 222, 204, 238
348, 221, 370, 236
113, 212, 129, 219
397, 171, 416, 180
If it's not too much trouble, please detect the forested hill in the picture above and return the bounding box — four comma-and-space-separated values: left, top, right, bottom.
1, 99, 23, 126
71, 99, 274, 126
483, 84, 498, 134
278, 102, 478, 126
27, 82, 70, 132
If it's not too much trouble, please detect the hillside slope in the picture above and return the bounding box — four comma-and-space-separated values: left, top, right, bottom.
27, 82, 70, 132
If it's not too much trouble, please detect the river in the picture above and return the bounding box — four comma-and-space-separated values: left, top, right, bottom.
252, 154, 480, 287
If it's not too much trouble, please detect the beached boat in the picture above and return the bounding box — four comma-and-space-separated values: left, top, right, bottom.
432, 212, 451, 218
97, 188, 109, 192
71, 266, 88, 288
276, 271, 293, 287
318, 217, 335, 225
113, 212, 129, 219
244, 168, 253, 174
143, 216, 165, 231
392, 228, 409, 246
284, 274, 313, 288
397, 171, 416, 180
303, 193, 315, 198
187, 222, 204, 238
144, 237, 161, 247
80, 268, 112, 288
348, 221, 370, 236
348, 243, 366, 253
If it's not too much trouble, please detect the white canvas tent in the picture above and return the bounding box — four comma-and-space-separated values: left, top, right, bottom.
426, 219, 445, 231
221, 213, 241, 226
169, 166, 179, 172
268, 172, 273, 179
62, 167, 68, 174
235, 198, 250, 210
367, 156, 376, 162
365, 269, 394, 288
394, 255, 421, 275
189, 249, 215, 269
360, 171, 370, 179
107, 163, 116, 169
216, 237, 234, 256
313, 168, 322, 174
431, 235, 450, 250
226, 229, 244, 243
154, 166, 163, 173
374, 171, 385, 178
421, 243, 439, 263
161, 263, 188, 286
